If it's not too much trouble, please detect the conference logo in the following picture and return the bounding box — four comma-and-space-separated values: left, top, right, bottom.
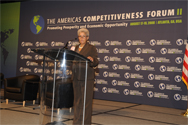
135, 48, 141, 54
35, 55, 39, 60
135, 64, 141, 71
34, 68, 38, 73
104, 56, 109, 62
41, 62, 47, 67
175, 57, 182, 64
40, 75, 43, 81
57, 76, 62, 79
51, 41, 55, 47
66, 70, 70, 75
112, 80, 118, 86
26, 61, 30, 66
94, 79, 96, 84
148, 74, 154, 80
27, 48, 31, 53
113, 48, 119, 54
20, 67, 24, 72
123, 89, 129, 95
97, 57, 101, 61
176, 39, 183, 46
124, 72, 130, 79
57, 62, 61, 67
30, 15, 45, 34
94, 87, 99, 92
69, 70, 72, 75
125, 56, 131, 62
21, 42, 33, 47
96, 48, 99, 53
174, 94, 181, 101
159, 83, 165, 90
35, 41, 40, 47
147, 91, 154, 98
68, 41, 72, 47
149, 56, 155, 63
103, 71, 108, 77
174, 75, 181, 82
150, 39, 156, 46
160, 48, 167, 54
71, 41, 79, 46
112, 64, 118, 70
102, 87, 108, 93
21, 42, 25, 47
20, 54, 24, 59
134, 81, 140, 88
105, 40, 110, 46
51, 69, 54, 74
47, 76, 53, 81
126, 40, 132, 46
159, 65, 166, 72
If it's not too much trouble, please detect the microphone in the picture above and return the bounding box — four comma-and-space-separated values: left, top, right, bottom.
63, 38, 77, 49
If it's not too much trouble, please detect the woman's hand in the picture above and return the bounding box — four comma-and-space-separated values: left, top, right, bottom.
87, 56, 94, 62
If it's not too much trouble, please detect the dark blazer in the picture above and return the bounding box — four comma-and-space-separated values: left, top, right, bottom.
72, 42, 99, 81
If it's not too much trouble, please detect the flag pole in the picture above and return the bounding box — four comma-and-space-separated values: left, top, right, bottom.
181, 9, 188, 117
181, 27, 188, 117
182, 1, 188, 117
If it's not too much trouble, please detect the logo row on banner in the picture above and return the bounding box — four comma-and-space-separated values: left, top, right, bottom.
20, 53, 182, 64
21, 39, 185, 47
93, 86, 187, 102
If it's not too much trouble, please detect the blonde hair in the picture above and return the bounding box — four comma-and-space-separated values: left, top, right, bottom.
77, 28, 89, 37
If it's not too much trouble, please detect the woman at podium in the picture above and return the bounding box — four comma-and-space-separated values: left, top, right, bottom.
71, 28, 99, 125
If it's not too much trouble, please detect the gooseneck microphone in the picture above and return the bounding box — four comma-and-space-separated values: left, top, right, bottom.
63, 38, 78, 49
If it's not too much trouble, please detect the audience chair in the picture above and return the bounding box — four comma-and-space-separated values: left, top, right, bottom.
45, 78, 74, 114
4, 74, 40, 107
0, 73, 4, 89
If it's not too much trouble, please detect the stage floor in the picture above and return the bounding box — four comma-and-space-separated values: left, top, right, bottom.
0, 89, 187, 125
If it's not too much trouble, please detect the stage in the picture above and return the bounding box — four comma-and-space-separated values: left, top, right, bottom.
0, 89, 187, 125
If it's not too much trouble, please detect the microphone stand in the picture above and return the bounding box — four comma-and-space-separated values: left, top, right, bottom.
62, 38, 78, 50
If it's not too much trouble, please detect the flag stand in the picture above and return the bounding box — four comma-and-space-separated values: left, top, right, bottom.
181, 90, 188, 117
181, 109, 188, 117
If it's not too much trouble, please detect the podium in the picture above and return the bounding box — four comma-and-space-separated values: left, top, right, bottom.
31, 48, 91, 125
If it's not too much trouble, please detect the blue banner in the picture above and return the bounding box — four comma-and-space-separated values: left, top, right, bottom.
17, 1, 187, 109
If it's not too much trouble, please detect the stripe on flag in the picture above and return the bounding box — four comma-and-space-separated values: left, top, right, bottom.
183, 60, 188, 71
182, 44, 188, 89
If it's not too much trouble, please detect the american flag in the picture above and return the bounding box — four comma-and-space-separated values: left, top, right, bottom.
182, 44, 188, 90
